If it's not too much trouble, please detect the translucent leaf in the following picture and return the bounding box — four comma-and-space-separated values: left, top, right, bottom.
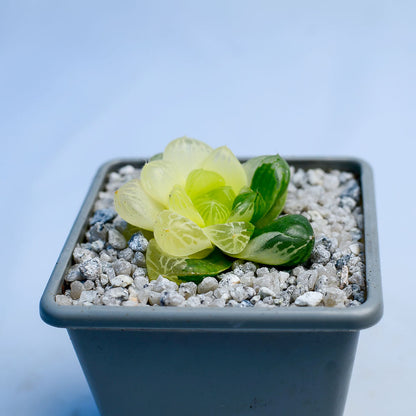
193, 186, 235, 225
185, 169, 226, 200
149, 152, 163, 162
140, 159, 182, 206
202, 146, 247, 194
168, 185, 205, 227
203, 222, 254, 255
243, 155, 266, 183
146, 239, 231, 282
146, 239, 187, 280
163, 136, 213, 178
153, 210, 212, 257
114, 179, 164, 231
228, 187, 256, 222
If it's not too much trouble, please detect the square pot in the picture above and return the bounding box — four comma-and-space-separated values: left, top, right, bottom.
40, 157, 383, 416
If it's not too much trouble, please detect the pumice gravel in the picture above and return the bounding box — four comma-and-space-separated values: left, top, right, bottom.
56, 164, 366, 308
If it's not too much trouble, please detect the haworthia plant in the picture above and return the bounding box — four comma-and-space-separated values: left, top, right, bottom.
114, 137, 314, 282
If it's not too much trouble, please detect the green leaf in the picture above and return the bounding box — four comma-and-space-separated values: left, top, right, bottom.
250, 162, 279, 223
146, 239, 232, 281
229, 187, 257, 222
149, 152, 163, 162
184, 249, 233, 277
246, 155, 290, 227
203, 221, 254, 255
235, 214, 315, 266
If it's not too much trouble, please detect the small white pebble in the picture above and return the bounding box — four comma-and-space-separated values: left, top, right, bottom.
198, 277, 219, 294
110, 274, 133, 288
259, 287, 276, 299
295, 291, 324, 307
55, 295, 72, 305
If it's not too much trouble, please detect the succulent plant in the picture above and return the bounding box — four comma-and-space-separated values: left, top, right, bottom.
114, 137, 314, 282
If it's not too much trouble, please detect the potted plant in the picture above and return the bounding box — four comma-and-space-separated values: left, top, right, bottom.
40, 137, 383, 416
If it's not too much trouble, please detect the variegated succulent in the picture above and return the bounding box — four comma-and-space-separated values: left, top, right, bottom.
114, 137, 314, 282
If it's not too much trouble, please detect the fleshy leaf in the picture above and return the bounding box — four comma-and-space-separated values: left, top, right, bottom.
228, 187, 256, 222
149, 152, 163, 162
163, 136, 213, 178
146, 239, 187, 280
185, 169, 225, 200
153, 210, 212, 257
146, 239, 231, 281
202, 146, 247, 194
141, 160, 182, 206
254, 156, 290, 227
203, 222, 254, 255
114, 179, 164, 231
250, 162, 280, 223
193, 186, 235, 225
243, 155, 266, 183
248, 155, 291, 226
168, 185, 205, 227
235, 214, 315, 266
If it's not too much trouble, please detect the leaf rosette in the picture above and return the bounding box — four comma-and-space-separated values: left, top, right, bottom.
114, 137, 314, 281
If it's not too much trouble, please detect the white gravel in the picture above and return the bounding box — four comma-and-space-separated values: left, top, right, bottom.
57, 163, 367, 308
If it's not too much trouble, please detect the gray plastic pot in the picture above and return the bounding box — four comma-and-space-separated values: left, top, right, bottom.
40, 157, 383, 416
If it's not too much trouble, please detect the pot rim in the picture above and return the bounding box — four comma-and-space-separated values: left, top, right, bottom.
40, 157, 383, 331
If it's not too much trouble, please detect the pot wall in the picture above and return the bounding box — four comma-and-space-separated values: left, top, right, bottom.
40, 157, 383, 416
69, 328, 359, 416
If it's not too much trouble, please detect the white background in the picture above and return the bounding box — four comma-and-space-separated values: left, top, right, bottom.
1, 1, 415, 415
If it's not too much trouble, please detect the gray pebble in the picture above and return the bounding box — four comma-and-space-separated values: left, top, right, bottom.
209, 298, 226, 307
105, 287, 129, 301
73, 245, 97, 263
186, 296, 202, 307
148, 291, 162, 306
86, 223, 108, 242
295, 291, 323, 307
91, 240, 105, 253
118, 247, 134, 262
99, 250, 115, 263
108, 228, 127, 250
132, 251, 146, 267
83, 280, 95, 291
79, 258, 102, 280
65, 264, 82, 282
149, 276, 178, 293
110, 274, 133, 288
70, 281, 84, 300
55, 295, 72, 305
133, 267, 147, 278
160, 291, 185, 306
179, 282, 197, 299
134, 276, 149, 290
311, 244, 331, 264
323, 287, 347, 307
89, 208, 116, 225
113, 258, 132, 276
259, 287, 276, 299
213, 286, 231, 302
79, 290, 98, 304
230, 285, 255, 302
198, 277, 219, 294
112, 216, 128, 233
240, 299, 254, 307
227, 300, 240, 307
128, 232, 149, 252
